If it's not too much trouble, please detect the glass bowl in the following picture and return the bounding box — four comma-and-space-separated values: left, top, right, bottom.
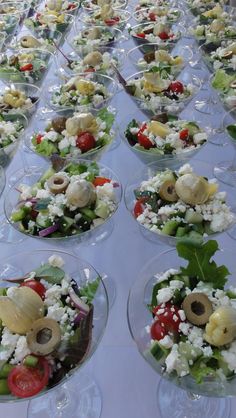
67, 24, 124, 56
78, 9, 131, 30
0, 165, 5, 197
124, 159, 236, 246
36, 0, 81, 16
120, 110, 209, 166
127, 245, 236, 418
24, 10, 74, 34
44, 72, 118, 112
24, 107, 117, 161
7, 28, 63, 53
210, 68, 236, 115
0, 112, 28, 168
133, 6, 184, 24
0, 48, 53, 86
199, 39, 236, 73
192, 19, 236, 45
0, 1, 30, 17
0, 14, 20, 36
128, 22, 185, 47
0, 248, 108, 402
127, 42, 193, 74
81, 0, 127, 12
55, 47, 125, 79
4, 159, 122, 245
0, 82, 41, 117
124, 70, 201, 117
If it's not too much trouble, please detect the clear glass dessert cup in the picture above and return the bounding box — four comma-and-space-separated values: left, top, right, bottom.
0, 82, 41, 118
35, 0, 81, 16
127, 247, 236, 418
132, 6, 184, 24
129, 22, 185, 47
81, 0, 127, 12
124, 158, 236, 246
4, 159, 122, 247
124, 69, 201, 117
24, 107, 117, 162
0, 112, 28, 168
5, 28, 63, 53
78, 9, 131, 31
0, 249, 108, 418
0, 165, 5, 197
25, 10, 74, 35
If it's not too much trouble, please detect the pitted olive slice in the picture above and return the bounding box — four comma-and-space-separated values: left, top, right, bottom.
222, 50, 233, 59
230, 80, 236, 89
182, 292, 213, 326
27, 317, 61, 355
159, 180, 178, 202
20, 35, 41, 48
51, 116, 67, 133
47, 173, 69, 194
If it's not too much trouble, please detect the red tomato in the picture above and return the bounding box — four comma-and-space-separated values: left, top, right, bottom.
8, 357, 50, 398
93, 177, 111, 187
158, 31, 169, 40
67, 3, 76, 9
179, 129, 189, 140
169, 81, 184, 94
20, 63, 33, 72
153, 302, 182, 335
84, 67, 95, 73
76, 132, 96, 152
105, 16, 120, 25
36, 134, 43, 144
133, 197, 147, 218
137, 130, 154, 149
20, 280, 46, 300
136, 32, 145, 38
151, 321, 167, 340
149, 12, 156, 21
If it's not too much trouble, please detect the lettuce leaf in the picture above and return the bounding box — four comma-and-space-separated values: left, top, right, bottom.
211, 69, 235, 91
97, 108, 115, 131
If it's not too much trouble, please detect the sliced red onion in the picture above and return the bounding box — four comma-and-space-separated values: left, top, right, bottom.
39, 223, 59, 237
74, 310, 88, 326
112, 182, 119, 188
69, 287, 90, 314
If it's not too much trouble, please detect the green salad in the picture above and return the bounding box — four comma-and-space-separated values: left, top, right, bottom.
211, 69, 236, 110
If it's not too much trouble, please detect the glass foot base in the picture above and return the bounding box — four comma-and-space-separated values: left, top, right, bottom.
157, 379, 231, 418
213, 161, 236, 186
195, 100, 214, 115
209, 132, 228, 147
27, 372, 102, 418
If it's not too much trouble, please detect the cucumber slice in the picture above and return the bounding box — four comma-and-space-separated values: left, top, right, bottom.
94, 200, 110, 219
176, 226, 188, 237
178, 342, 202, 361
185, 209, 203, 224
80, 208, 97, 220
150, 341, 169, 361
11, 207, 29, 222
204, 222, 214, 235
58, 216, 74, 232
39, 167, 56, 187
161, 220, 179, 236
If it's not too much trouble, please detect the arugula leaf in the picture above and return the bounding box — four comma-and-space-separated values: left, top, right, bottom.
227, 124, 236, 141
34, 263, 65, 284
125, 119, 139, 146
97, 108, 115, 131
79, 276, 100, 304
176, 240, 229, 289
190, 356, 217, 384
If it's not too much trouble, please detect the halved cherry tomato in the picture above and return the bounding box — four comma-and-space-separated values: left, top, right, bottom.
179, 129, 189, 141
76, 132, 96, 152
148, 12, 156, 21
20, 280, 46, 300
67, 3, 76, 9
136, 32, 145, 38
93, 177, 111, 187
36, 134, 43, 144
134, 197, 147, 218
105, 16, 120, 26
20, 63, 33, 72
152, 302, 183, 337
84, 67, 95, 73
137, 123, 154, 149
158, 31, 169, 40
8, 357, 50, 398
151, 321, 166, 340
169, 81, 184, 94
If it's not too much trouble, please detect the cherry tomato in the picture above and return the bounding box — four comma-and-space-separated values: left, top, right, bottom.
8, 357, 50, 398
179, 129, 189, 141
93, 177, 111, 187
153, 302, 182, 335
169, 81, 184, 94
20, 280, 46, 300
149, 12, 156, 21
20, 63, 33, 72
136, 32, 146, 38
105, 16, 120, 26
151, 321, 167, 340
158, 31, 169, 40
84, 67, 95, 73
134, 197, 147, 218
67, 3, 76, 9
76, 132, 96, 152
36, 134, 43, 144
137, 131, 154, 149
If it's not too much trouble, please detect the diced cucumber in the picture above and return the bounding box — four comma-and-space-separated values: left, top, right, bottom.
192, 223, 204, 234
11, 207, 29, 222
218, 358, 234, 379
161, 170, 177, 183
39, 167, 56, 186
183, 122, 199, 137
94, 200, 110, 219
226, 290, 236, 299
176, 226, 188, 237
204, 222, 214, 235
150, 341, 169, 361
23, 355, 39, 368
161, 220, 179, 236
178, 342, 202, 362
58, 216, 74, 232
185, 209, 203, 224
0, 289, 6, 296
175, 355, 190, 377
36, 213, 52, 229
80, 208, 97, 220
0, 379, 10, 395
0, 363, 14, 378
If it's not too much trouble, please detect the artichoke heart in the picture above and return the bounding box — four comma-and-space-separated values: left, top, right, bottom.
0, 287, 44, 335
74, 78, 95, 95
204, 306, 236, 346
175, 173, 217, 205
143, 72, 169, 93
66, 113, 98, 136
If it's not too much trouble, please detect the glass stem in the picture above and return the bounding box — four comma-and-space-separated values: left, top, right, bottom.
187, 392, 201, 401
229, 150, 236, 171
54, 387, 70, 417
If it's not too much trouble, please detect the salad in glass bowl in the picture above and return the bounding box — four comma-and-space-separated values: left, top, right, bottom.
124, 69, 200, 116
24, 10, 74, 34
193, 4, 235, 25
25, 107, 116, 160
127, 239, 236, 418
129, 22, 184, 46
68, 24, 124, 56
199, 39, 236, 71
81, 0, 127, 12
124, 161, 235, 246
0, 49, 52, 86
0, 83, 40, 116
133, 6, 183, 24
193, 19, 236, 44
78, 7, 130, 29
211, 68, 236, 112
186, 0, 228, 17
122, 112, 208, 166
45, 73, 117, 112
56, 47, 125, 79
127, 42, 193, 75
7, 29, 63, 53
0, 1, 29, 17
6, 159, 122, 242
38, 0, 80, 15
0, 15, 19, 36
0, 112, 28, 167
0, 249, 108, 400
